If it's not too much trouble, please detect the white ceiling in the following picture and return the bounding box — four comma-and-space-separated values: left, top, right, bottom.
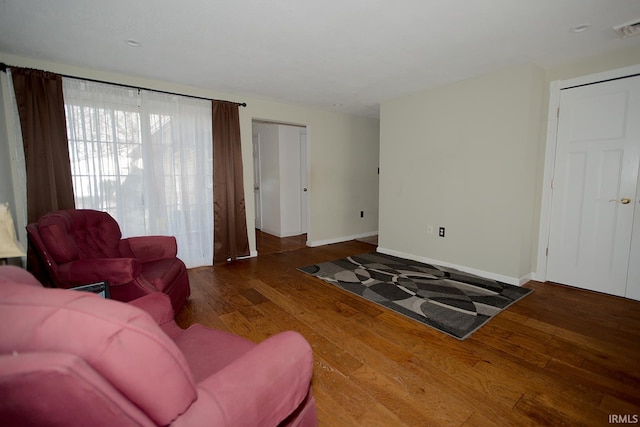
1, 0, 639, 117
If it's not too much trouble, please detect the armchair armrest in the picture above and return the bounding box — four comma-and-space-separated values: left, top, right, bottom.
173, 331, 313, 427
122, 236, 178, 262
56, 258, 142, 287
128, 292, 175, 327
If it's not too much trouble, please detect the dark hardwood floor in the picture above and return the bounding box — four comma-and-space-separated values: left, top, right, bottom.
176, 238, 640, 426
254, 229, 307, 255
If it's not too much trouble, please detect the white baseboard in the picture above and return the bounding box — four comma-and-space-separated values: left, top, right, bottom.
518, 273, 533, 286
259, 228, 304, 238
376, 247, 529, 286
307, 231, 378, 248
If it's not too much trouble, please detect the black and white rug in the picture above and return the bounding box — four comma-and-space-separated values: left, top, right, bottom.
299, 252, 533, 340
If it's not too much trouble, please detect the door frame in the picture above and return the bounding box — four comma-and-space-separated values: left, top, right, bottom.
534, 64, 640, 282
299, 130, 308, 234
250, 118, 311, 242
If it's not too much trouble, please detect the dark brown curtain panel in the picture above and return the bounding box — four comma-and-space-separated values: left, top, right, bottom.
12, 68, 75, 224
212, 100, 250, 263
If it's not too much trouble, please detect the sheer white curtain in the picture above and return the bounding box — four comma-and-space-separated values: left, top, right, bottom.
0, 70, 27, 254
63, 78, 213, 267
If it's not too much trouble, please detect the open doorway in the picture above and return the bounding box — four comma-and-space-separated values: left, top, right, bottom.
252, 120, 309, 253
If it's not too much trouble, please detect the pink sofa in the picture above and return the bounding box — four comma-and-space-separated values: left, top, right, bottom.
0, 266, 317, 426
26, 209, 190, 311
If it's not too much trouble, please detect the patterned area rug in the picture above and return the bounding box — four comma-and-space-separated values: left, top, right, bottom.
299, 252, 533, 340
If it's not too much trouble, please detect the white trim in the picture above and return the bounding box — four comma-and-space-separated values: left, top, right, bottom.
377, 247, 528, 286
535, 64, 640, 282
307, 230, 378, 247
260, 225, 307, 238
519, 273, 533, 286
534, 80, 560, 282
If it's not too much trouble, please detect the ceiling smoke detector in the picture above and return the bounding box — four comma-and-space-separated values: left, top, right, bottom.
613, 19, 640, 39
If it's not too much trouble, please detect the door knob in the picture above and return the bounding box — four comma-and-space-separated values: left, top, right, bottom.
303, 188, 308, 192
609, 197, 631, 204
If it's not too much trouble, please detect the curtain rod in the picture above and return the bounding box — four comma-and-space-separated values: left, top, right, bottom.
0, 62, 247, 107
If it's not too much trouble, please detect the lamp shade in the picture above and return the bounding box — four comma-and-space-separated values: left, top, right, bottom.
0, 203, 25, 259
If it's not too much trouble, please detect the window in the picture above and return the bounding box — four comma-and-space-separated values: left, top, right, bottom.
63, 78, 213, 267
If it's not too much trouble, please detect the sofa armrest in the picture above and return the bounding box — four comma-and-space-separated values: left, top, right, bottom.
56, 258, 142, 287
173, 331, 313, 427
128, 293, 175, 327
122, 236, 178, 262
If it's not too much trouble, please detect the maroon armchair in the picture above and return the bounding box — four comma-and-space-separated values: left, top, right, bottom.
26, 209, 190, 311
0, 266, 317, 426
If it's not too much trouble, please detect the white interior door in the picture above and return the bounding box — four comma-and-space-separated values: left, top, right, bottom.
547, 75, 640, 297
252, 134, 262, 230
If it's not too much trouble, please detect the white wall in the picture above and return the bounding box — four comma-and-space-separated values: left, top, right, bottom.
379, 63, 545, 283
0, 52, 381, 256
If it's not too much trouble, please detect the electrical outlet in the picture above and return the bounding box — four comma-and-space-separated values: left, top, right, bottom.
360, 211, 364, 218
427, 224, 434, 234
439, 227, 445, 237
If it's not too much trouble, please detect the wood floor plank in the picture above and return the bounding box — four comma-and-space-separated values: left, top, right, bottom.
600, 394, 640, 417
311, 354, 386, 425
544, 358, 639, 407
349, 362, 473, 426
176, 239, 640, 426
355, 327, 535, 425
354, 402, 409, 427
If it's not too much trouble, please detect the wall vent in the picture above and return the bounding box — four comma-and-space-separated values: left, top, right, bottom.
613, 19, 640, 39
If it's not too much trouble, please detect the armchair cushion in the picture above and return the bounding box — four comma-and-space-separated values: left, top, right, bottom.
140, 258, 187, 292
128, 292, 175, 327
38, 221, 78, 264
173, 331, 314, 427
38, 210, 122, 263
173, 326, 255, 381
121, 236, 178, 262
56, 258, 143, 286
0, 352, 153, 427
